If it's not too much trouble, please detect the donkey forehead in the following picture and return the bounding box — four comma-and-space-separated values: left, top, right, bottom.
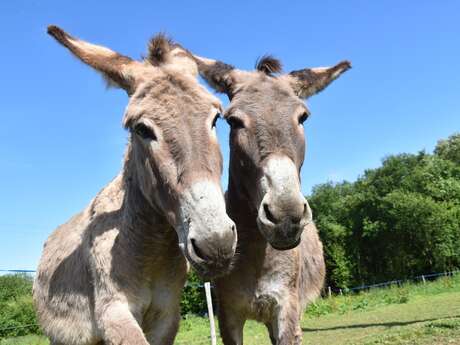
124, 71, 221, 126
228, 76, 306, 119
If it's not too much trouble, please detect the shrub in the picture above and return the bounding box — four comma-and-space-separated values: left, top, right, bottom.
0, 274, 41, 338
0, 296, 41, 337
0, 274, 33, 303
180, 271, 207, 316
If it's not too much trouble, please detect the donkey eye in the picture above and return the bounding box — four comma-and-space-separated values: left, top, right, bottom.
298, 112, 309, 125
227, 116, 245, 130
134, 123, 156, 140
211, 113, 220, 129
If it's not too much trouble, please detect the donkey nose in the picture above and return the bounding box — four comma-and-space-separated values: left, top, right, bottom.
190, 220, 237, 262
262, 198, 310, 226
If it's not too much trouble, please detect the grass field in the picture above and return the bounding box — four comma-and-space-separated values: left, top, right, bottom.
2, 276, 459, 345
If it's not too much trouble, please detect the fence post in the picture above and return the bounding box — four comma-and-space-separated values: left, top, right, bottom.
421, 275, 426, 284
339, 289, 343, 295
328, 286, 332, 298
204, 282, 217, 345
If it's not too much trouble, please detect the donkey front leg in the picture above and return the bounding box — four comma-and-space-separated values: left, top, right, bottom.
98, 301, 149, 345
219, 305, 245, 345
268, 302, 303, 345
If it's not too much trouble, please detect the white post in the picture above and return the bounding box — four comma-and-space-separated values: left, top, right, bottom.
204, 282, 217, 345
421, 275, 426, 284
328, 286, 332, 298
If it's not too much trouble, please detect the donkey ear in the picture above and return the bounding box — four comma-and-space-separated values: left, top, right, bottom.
47, 25, 138, 93
287, 60, 351, 99
191, 55, 238, 96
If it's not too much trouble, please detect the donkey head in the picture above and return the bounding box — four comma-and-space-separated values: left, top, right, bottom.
48, 26, 237, 277
194, 54, 350, 250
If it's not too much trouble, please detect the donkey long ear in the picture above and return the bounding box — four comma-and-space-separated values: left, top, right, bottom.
192, 55, 238, 95
287, 60, 351, 99
47, 25, 138, 93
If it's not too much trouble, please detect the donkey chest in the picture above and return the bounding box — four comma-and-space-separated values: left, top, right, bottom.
244, 248, 298, 321
129, 262, 187, 322
146, 254, 187, 306
248, 278, 284, 320
149, 278, 183, 311
122, 243, 187, 314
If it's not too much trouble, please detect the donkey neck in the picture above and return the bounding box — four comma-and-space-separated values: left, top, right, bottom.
225, 173, 271, 270
227, 173, 261, 238
119, 149, 179, 255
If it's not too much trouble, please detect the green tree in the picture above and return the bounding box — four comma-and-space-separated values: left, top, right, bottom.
435, 132, 460, 164
309, 133, 460, 289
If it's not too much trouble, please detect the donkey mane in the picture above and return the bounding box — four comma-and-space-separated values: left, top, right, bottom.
255, 55, 282, 75
147, 33, 176, 65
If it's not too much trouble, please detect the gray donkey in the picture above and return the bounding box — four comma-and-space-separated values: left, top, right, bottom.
33, 26, 237, 345
193, 54, 350, 344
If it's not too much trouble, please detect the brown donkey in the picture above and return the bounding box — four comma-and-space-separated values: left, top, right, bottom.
193, 55, 350, 344
33, 26, 237, 345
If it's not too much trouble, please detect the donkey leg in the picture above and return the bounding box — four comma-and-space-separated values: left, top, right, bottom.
98, 301, 149, 345
270, 302, 302, 345
218, 306, 245, 345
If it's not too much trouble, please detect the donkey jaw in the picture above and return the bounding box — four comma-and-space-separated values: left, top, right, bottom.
177, 229, 236, 279
270, 236, 301, 251
180, 237, 235, 279
175, 181, 237, 278
256, 216, 303, 251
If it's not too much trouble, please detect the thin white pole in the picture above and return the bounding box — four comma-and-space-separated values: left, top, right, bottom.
204, 282, 217, 345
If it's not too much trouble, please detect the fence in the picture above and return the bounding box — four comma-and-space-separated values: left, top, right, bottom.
1, 268, 459, 343
326, 269, 460, 297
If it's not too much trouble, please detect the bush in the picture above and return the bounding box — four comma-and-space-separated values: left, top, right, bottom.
0, 274, 41, 338
0, 274, 33, 303
180, 271, 207, 316
0, 296, 41, 337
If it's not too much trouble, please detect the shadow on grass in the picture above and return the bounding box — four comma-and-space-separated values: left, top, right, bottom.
302, 315, 460, 332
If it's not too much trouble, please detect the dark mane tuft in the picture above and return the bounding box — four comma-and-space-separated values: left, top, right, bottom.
147, 33, 174, 65
255, 55, 282, 75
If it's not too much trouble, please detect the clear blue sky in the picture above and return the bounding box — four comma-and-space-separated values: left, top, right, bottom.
1, 1, 459, 270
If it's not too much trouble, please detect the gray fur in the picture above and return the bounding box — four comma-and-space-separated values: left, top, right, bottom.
193, 53, 350, 344
34, 26, 236, 345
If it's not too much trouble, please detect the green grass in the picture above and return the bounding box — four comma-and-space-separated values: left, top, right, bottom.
0, 335, 47, 345
2, 275, 460, 344
174, 275, 460, 345
302, 290, 460, 345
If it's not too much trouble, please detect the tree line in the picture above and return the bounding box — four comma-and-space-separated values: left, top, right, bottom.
309, 133, 460, 289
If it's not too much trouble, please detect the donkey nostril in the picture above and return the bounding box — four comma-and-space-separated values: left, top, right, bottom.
263, 203, 277, 224
190, 238, 208, 261
304, 202, 313, 219
231, 224, 236, 233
